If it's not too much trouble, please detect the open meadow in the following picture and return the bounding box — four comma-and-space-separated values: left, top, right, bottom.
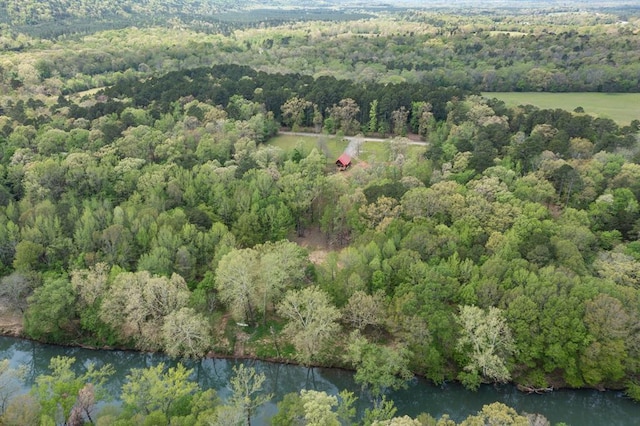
483, 92, 640, 125
267, 133, 348, 161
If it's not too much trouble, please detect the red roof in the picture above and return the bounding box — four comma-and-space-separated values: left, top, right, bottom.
336, 153, 351, 166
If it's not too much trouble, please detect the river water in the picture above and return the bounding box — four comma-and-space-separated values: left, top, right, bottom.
1, 336, 639, 425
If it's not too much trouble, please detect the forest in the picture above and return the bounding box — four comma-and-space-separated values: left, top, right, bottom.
0, 0, 639, 424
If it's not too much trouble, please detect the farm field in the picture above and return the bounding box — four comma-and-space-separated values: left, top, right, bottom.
483, 92, 640, 125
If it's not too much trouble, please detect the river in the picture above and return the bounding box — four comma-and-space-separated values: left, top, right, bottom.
1, 336, 638, 425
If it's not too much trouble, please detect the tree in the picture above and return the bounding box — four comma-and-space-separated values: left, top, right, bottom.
24, 276, 76, 342
162, 307, 212, 359
344, 331, 413, 402
258, 241, 308, 316
580, 294, 630, 385
372, 416, 422, 426
270, 389, 356, 426
269, 392, 305, 426
215, 248, 260, 324
459, 402, 529, 426
121, 363, 199, 418
342, 291, 387, 331
281, 97, 312, 130
70, 263, 117, 344
391, 107, 409, 136
0, 272, 36, 314
0, 359, 25, 414
327, 98, 360, 135
100, 271, 190, 350
227, 364, 272, 426
300, 390, 339, 426
362, 397, 397, 426
455, 305, 515, 390
1, 394, 41, 426
369, 100, 379, 134
32, 356, 113, 425
12, 240, 45, 272
277, 287, 341, 365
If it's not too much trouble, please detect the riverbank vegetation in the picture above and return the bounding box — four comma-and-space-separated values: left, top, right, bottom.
0, 355, 547, 425
0, 0, 639, 422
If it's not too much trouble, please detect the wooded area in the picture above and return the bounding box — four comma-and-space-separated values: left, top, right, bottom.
0, 1, 639, 424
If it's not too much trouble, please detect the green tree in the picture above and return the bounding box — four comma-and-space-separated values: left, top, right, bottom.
121, 363, 199, 418
344, 331, 413, 402
257, 241, 309, 325
24, 276, 76, 342
215, 248, 260, 324
277, 287, 341, 365
100, 271, 190, 350
369, 100, 379, 134
227, 364, 272, 426
300, 390, 339, 426
1, 394, 41, 426
455, 305, 515, 390
32, 356, 113, 425
459, 402, 529, 426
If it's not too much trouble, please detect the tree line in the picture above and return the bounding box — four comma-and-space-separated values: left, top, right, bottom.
1, 8, 639, 101
0, 61, 639, 404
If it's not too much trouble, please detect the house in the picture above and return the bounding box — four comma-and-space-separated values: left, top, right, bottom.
336, 153, 351, 170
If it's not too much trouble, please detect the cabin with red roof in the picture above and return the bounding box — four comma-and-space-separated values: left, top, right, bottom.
336, 153, 351, 170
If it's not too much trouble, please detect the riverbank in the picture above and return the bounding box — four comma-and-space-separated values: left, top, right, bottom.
0, 303, 23, 337
1, 335, 638, 426
0, 296, 634, 399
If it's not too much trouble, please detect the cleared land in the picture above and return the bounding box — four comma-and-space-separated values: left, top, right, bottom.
268, 133, 426, 165
483, 92, 640, 125
268, 133, 348, 161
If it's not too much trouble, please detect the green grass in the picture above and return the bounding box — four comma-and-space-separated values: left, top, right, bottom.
268, 134, 349, 162
483, 92, 640, 125
268, 134, 426, 166
358, 141, 426, 163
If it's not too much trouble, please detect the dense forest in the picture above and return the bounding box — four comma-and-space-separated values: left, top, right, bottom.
0, 1, 639, 424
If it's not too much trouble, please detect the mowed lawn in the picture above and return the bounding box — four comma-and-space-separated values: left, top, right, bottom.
267, 133, 349, 163
268, 133, 426, 165
358, 140, 426, 163
483, 92, 640, 125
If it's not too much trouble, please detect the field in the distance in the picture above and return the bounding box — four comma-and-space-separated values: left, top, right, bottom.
483, 92, 640, 125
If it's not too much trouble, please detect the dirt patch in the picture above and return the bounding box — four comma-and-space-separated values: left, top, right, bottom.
294, 227, 331, 265
0, 304, 24, 337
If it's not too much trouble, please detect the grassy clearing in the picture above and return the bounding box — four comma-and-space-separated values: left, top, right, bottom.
268, 133, 349, 162
268, 133, 426, 166
483, 92, 640, 125
358, 141, 426, 163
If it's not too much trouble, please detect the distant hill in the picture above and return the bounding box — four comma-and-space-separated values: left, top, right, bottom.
2, 0, 637, 26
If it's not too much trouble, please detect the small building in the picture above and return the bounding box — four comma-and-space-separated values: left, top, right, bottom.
336, 153, 351, 170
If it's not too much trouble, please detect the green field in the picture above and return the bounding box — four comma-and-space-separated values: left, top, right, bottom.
483, 92, 640, 125
268, 134, 426, 165
267, 133, 348, 162
358, 141, 425, 163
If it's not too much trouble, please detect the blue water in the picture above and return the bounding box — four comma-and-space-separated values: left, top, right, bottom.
1, 336, 638, 425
